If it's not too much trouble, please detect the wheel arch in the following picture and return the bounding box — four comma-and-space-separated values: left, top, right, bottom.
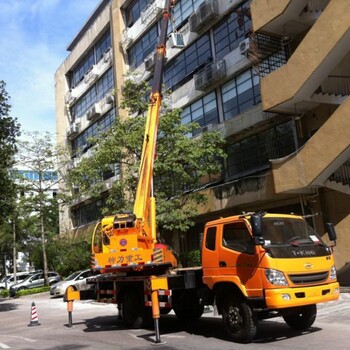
213, 282, 247, 315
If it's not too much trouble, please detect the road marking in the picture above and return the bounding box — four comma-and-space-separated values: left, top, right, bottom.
7, 336, 37, 343
0, 342, 10, 349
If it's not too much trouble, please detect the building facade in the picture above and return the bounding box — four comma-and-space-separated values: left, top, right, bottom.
55, 0, 349, 276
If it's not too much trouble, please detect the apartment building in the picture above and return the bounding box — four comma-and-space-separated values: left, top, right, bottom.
55, 0, 349, 275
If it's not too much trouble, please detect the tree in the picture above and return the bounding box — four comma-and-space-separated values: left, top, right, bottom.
15, 132, 59, 285
67, 79, 226, 243
0, 80, 20, 275
0, 80, 20, 224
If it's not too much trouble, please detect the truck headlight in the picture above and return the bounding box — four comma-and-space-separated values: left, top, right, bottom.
330, 265, 337, 280
265, 269, 288, 286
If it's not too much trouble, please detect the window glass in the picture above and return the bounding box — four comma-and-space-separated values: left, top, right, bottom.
222, 222, 254, 254
213, 0, 251, 60
172, 0, 205, 28
95, 30, 112, 62
181, 91, 218, 135
72, 107, 116, 154
164, 34, 211, 91
226, 120, 296, 179
128, 23, 158, 69
71, 68, 114, 120
125, 0, 148, 27
70, 29, 111, 88
205, 227, 217, 251
221, 68, 260, 121
72, 197, 107, 226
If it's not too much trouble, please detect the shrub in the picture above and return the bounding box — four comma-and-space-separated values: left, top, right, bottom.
0, 289, 9, 298
14, 286, 50, 298
179, 249, 201, 267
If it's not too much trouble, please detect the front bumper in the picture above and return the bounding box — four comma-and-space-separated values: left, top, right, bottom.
265, 281, 339, 309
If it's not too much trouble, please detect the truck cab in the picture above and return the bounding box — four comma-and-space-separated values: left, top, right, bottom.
201, 213, 339, 342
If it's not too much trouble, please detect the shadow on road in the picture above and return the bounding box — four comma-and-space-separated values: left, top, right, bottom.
0, 299, 19, 312
80, 313, 322, 345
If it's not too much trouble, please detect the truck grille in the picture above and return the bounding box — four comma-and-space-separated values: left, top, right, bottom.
288, 271, 329, 285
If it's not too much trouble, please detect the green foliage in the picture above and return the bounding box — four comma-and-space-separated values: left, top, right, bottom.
0, 80, 20, 225
66, 78, 226, 233
14, 132, 60, 280
0, 289, 9, 298
14, 286, 50, 298
31, 237, 90, 277
179, 249, 201, 267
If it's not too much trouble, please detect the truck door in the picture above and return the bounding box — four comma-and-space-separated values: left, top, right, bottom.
202, 226, 219, 287
219, 221, 262, 297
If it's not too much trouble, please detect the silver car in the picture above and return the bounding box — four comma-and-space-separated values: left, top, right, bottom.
0, 272, 33, 290
50, 269, 93, 297
9, 271, 61, 296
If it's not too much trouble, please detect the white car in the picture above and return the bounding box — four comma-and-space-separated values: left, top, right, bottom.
50, 269, 93, 297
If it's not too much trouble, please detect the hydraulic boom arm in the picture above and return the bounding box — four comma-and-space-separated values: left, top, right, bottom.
91, 0, 177, 271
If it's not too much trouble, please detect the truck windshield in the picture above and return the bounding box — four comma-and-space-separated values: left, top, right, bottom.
261, 217, 325, 246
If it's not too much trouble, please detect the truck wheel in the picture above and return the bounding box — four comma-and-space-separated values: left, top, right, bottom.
173, 289, 204, 321
282, 304, 317, 331
122, 288, 145, 329
222, 296, 257, 343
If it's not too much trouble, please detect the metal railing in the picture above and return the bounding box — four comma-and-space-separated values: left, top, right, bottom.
328, 161, 350, 186
315, 76, 350, 97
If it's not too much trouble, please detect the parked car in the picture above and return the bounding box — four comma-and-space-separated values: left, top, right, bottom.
50, 269, 94, 297
9, 271, 61, 296
0, 272, 34, 290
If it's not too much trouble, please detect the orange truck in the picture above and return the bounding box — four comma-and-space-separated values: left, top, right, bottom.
65, 0, 339, 344
67, 212, 339, 343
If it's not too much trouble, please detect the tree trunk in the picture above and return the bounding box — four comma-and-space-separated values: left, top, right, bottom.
40, 210, 49, 286
13, 220, 17, 283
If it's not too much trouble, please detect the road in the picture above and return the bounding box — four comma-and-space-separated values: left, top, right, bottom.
0, 292, 349, 349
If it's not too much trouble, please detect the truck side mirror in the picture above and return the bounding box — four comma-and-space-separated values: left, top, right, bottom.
251, 214, 265, 245
325, 222, 337, 242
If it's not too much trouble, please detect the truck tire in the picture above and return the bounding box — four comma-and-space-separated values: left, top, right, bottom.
122, 288, 146, 329
173, 289, 204, 321
222, 296, 257, 343
282, 304, 317, 331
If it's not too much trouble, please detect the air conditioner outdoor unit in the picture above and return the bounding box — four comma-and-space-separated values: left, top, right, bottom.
105, 94, 115, 105
84, 67, 98, 84
144, 55, 155, 71
189, 0, 219, 33
194, 59, 226, 91
169, 32, 185, 48
64, 90, 76, 105
239, 38, 251, 56
86, 103, 102, 121
67, 122, 79, 138
103, 49, 112, 63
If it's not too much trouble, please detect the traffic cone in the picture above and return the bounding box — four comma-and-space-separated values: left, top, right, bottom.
28, 302, 41, 326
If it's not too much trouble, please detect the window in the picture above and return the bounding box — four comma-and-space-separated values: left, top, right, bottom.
222, 221, 254, 254
226, 120, 296, 179
124, 0, 149, 27
71, 68, 114, 120
72, 198, 107, 226
182, 91, 218, 135
172, 0, 205, 28
213, 0, 251, 60
128, 23, 158, 69
70, 29, 111, 88
72, 107, 116, 153
205, 227, 217, 251
164, 34, 212, 91
221, 68, 260, 121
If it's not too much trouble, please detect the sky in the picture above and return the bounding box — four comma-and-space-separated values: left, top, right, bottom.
0, 0, 101, 134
